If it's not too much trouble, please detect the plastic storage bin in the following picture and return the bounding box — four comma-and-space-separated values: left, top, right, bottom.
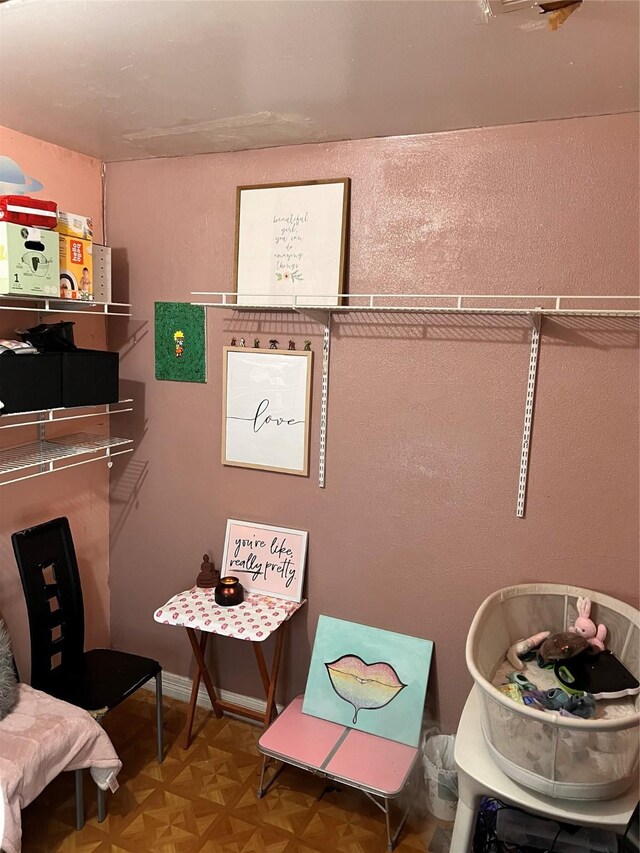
466, 584, 639, 801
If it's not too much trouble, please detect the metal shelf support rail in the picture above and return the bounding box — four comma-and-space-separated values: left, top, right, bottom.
518, 314, 542, 518
191, 290, 640, 507
318, 318, 331, 488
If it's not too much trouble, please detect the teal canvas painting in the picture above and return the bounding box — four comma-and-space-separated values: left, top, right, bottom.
302, 616, 433, 747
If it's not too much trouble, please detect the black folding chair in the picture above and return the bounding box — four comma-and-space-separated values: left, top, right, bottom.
12, 516, 164, 795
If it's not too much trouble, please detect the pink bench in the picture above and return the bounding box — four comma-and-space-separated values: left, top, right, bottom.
258, 695, 419, 851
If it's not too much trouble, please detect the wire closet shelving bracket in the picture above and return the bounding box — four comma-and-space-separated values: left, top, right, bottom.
192, 291, 640, 516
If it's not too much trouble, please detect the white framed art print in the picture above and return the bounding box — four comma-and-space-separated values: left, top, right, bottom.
234, 178, 350, 307
222, 347, 313, 476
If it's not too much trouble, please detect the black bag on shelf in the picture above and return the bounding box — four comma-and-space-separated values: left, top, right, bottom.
16, 321, 77, 352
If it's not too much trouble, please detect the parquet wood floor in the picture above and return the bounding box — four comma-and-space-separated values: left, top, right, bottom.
21, 691, 452, 852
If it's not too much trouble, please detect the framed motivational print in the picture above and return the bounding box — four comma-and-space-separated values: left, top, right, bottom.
220, 519, 308, 602
222, 347, 312, 476
234, 178, 350, 308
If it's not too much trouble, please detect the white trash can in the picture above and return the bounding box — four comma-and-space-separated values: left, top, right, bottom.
423, 729, 458, 821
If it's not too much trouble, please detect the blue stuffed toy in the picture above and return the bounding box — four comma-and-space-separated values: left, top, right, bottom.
523, 687, 596, 719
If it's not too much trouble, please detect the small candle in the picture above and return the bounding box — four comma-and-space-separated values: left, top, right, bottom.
214, 576, 244, 607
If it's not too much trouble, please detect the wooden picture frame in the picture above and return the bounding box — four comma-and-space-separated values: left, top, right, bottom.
234, 178, 350, 307
220, 519, 308, 602
222, 347, 313, 476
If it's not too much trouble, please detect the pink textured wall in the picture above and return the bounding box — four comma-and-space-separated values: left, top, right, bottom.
0, 126, 109, 680
106, 113, 639, 732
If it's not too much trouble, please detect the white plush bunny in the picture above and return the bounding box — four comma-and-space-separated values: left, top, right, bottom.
569, 596, 607, 651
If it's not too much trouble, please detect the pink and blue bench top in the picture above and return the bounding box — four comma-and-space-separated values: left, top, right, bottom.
154, 587, 305, 642
258, 695, 419, 797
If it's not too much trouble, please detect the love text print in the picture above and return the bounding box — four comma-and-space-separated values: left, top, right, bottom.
227, 399, 304, 433
228, 535, 296, 587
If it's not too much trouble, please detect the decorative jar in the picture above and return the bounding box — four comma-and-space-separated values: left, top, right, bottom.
214, 576, 244, 607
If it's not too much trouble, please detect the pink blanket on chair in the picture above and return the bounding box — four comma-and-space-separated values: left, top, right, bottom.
0, 684, 122, 853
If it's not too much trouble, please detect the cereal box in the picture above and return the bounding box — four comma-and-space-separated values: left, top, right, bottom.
59, 234, 93, 300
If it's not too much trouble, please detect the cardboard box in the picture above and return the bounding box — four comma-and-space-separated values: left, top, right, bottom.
59, 235, 93, 300
0, 352, 63, 414
0, 223, 60, 297
61, 350, 119, 407
92, 244, 112, 303
55, 211, 93, 240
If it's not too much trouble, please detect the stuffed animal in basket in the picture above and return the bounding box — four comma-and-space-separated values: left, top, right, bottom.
569, 596, 607, 652
537, 631, 589, 667
506, 631, 550, 671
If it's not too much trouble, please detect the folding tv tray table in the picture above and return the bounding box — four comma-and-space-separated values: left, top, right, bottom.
154, 587, 305, 747
257, 695, 420, 852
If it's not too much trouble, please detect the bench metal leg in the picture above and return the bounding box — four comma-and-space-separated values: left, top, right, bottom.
385, 801, 393, 851
363, 791, 413, 851
74, 769, 84, 830
156, 670, 164, 763
257, 754, 285, 799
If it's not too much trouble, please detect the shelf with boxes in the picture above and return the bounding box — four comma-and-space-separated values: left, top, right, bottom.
1, 197, 125, 312
0, 238, 127, 315
0, 200, 113, 302
0, 340, 131, 490
0, 197, 132, 486
0, 340, 130, 486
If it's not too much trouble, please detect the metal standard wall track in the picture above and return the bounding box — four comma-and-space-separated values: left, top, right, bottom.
517, 315, 542, 518
192, 291, 640, 505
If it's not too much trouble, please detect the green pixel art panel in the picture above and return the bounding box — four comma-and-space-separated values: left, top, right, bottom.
154, 302, 206, 383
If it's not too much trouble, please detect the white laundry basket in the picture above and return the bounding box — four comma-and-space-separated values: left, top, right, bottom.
466, 583, 640, 801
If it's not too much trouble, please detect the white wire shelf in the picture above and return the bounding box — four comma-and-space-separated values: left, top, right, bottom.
0, 399, 133, 430
191, 292, 640, 318
0, 433, 133, 485
0, 293, 131, 316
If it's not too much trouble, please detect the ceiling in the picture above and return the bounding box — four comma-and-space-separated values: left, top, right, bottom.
0, 0, 637, 162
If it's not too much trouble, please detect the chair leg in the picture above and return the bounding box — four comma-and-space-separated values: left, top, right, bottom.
156, 670, 164, 763
97, 784, 106, 823
74, 769, 84, 830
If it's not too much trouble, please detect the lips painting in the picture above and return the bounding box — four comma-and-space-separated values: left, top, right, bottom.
325, 654, 406, 724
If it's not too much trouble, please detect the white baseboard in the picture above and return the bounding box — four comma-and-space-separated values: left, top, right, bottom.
142, 670, 281, 724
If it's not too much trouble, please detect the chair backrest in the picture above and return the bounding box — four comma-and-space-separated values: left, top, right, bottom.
12, 517, 85, 690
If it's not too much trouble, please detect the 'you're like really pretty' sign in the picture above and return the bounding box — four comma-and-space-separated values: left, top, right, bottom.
220, 519, 308, 602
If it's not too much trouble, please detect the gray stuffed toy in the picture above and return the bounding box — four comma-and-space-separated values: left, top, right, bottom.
0, 617, 18, 720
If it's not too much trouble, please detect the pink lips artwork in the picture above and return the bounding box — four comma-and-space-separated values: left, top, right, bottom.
325, 654, 406, 724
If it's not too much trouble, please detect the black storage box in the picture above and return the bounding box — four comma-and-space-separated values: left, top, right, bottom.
0, 352, 63, 415
61, 349, 119, 407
